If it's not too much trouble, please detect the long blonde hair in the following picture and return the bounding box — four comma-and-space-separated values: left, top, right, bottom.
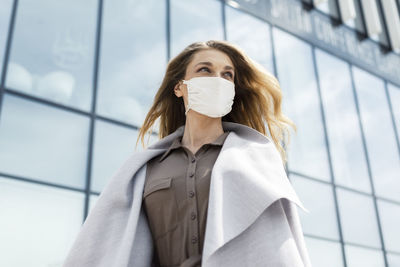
136, 40, 296, 164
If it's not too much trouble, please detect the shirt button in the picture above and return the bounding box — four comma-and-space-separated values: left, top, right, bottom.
191, 236, 198, 244
191, 212, 196, 220
189, 172, 194, 178
189, 191, 195, 198
191, 158, 195, 163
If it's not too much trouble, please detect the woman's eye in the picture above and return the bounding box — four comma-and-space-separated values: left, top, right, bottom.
198, 67, 210, 72
197, 67, 233, 79
224, 72, 233, 78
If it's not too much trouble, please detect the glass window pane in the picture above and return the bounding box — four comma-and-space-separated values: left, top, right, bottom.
345, 245, 385, 267
353, 66, 400, 202
388, 83, 400, 145
337, 188, 381, 248
343, 0, 367, 34
91, 120, 138, 192
368, 0, 390, 47
0, 0, 13, 75
304, 237, 344, 267
290, 174, 339, 240
89, 194, 99, 212
0, 94, 89, 188
225, 6, 273, 73
353, 0, 367, 33
315, 49, 371, 193
0, 177, 84, 267
377, 200, 400, 252
388, 253, 400, 267
5, 0, 97, 111
273, 27, 330, 181
92, 120, 159, 192
170, 0, 223, 58
96, 0, 167, 126
314, 0, 340, 19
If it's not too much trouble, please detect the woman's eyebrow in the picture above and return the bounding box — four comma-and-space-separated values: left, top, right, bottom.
194, 61, 234, 71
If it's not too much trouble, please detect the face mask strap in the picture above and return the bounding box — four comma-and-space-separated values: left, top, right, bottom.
185, 88, 192, 115
181, 79, 190, 116
185, 106, 191, 116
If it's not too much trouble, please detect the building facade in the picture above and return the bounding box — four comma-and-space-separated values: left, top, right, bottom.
0, 0, 399, 266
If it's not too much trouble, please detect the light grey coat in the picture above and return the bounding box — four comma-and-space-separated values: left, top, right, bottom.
63, 121, 312, 267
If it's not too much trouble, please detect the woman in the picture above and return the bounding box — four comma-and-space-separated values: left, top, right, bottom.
63, 40, 311, 267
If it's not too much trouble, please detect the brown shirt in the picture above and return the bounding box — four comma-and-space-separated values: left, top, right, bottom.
143, 130, 230, 267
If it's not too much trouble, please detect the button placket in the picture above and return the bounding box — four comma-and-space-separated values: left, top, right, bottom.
186, 153, 199, 255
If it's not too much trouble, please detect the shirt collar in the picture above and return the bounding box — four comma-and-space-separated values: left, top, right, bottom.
158, 131, 230, 162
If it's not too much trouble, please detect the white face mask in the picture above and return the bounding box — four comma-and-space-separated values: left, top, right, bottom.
182, 76, 235, 118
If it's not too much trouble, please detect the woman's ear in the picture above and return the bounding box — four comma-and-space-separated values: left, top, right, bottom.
174, 81, 183, 97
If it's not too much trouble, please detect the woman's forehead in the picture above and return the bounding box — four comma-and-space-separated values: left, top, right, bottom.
189, 49, 234, 69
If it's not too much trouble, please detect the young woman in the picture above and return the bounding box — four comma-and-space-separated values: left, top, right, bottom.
63, 40, 312, 267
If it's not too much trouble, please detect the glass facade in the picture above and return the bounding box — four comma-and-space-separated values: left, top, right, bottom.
0, 0, 399, 266
96, 0, 167, 125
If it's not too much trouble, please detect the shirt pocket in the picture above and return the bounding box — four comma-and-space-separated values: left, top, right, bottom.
143, 177, 179, 239
143, 177, 173, 199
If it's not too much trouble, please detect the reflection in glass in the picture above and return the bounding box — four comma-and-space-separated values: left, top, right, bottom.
388, 83, 400, 144
91, 120, 159, 192
345, 245, 385, 267
315, 49, 370, 193
0, 0, 13, 75
377, 200, 400, 252
0, 94, 89, 188
336, 188, 381, 248
225, 6, 273, 73
96, 0, 167, 126
353, 66, 400, 201
290, 174, 339, 240
0, 177, 84, 267
170, 0, 223, 58
5, 0, 97, 110
304, 237, 344, 267
273, 28, 330, 181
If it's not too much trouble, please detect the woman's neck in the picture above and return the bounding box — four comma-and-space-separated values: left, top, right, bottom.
181, 112, 225, 151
